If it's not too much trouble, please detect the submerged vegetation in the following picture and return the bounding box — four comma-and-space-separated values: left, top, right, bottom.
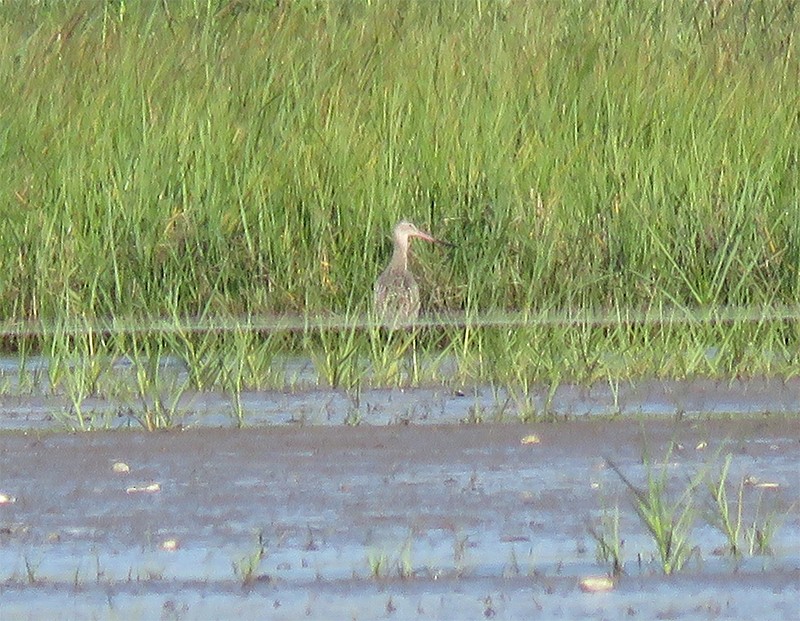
0, 1, 798, 423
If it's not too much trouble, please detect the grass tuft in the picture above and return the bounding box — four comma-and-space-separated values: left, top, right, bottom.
606, 455, 700, 575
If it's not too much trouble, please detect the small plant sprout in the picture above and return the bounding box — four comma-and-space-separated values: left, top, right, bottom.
232, 531, 267, 587
396, 534, 414, 580
586, 504, 624, 576
503, 546, 521, 578
367, 549, 389, 580
366, 535, 415, 580
23, 555, 41, 584
453, 532, 470, 578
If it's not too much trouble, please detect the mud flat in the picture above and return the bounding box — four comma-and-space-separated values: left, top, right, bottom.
1, 416, 798, 620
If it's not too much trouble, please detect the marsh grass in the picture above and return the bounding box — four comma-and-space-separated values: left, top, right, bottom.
595, 448, 795, 575
44, 318, 117, 429
167, 320, 225, 391
743, 499, 781, 557
0, 1, 797, 409
452, 532, 470, 578
707, 454, 790, 557
123, 332, 191, 430
586, 505, 624, 576
47, 336, 98, 430
708, 453, 747, 557
214, 326, 280, 425
368, 327, 418, 386
311, 316, 363, 390
396, 535, 414, 580
606, 455, 701, 575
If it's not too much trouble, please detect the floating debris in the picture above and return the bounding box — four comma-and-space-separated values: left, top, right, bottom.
126, 483, 161, 494
579, 576, 614, 593
112, 462, 130, 474
0, 493, 17, 505
754, 481, 780, 489
0, 523, 28, 536
744, 476, 780, 489
520, 434, 541, 445
695, 441, 708, 450
160, 539, 179, 551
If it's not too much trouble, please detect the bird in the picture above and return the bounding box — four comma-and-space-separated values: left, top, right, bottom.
373, 220, 450, 327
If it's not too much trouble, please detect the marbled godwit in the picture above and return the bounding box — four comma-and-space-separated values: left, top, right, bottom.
373, 220, 449, 326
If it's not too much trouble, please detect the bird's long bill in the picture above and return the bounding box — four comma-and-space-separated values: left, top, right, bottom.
414, 229, 454, 248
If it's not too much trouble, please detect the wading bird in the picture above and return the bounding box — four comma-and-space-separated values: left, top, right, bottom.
373, 220, 450, 327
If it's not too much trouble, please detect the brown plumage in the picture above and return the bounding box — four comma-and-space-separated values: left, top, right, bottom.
373, 221, 448, 327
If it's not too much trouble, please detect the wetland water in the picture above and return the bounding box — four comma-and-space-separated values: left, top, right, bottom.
0, 381, 798, 620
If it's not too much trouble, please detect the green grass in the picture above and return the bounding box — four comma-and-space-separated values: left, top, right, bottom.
232, 530, 267, 587
707, 453, 788, 557
708, 453, 747, 557
606, 455, 701, 574
0, 1, 798, 409
367, 532, 417, 580
586, 504, 624, 576
597, 449, 793, 574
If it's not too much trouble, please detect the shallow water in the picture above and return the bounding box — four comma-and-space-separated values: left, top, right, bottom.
0, 362, 798, 430
1, 417, 798, 620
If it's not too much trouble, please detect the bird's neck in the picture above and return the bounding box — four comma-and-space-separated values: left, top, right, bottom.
391, 241, 408, 271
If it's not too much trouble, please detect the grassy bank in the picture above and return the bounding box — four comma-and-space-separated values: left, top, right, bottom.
0, 1, 798, 407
